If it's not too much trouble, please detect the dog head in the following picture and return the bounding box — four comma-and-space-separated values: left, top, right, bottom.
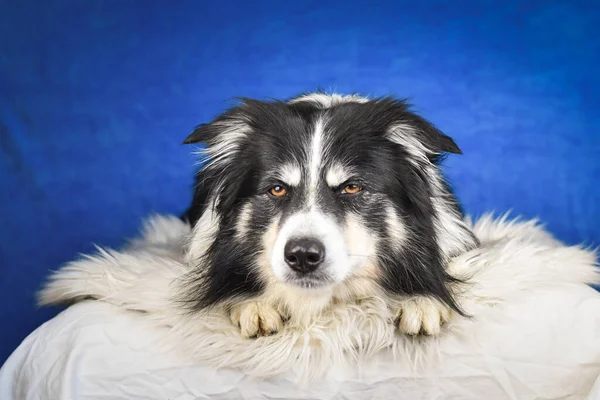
181, 93, 477, 313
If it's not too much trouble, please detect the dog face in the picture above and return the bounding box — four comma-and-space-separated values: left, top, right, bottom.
182, 93, 477, 312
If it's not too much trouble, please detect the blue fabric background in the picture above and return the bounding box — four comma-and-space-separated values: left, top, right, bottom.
1, 0, 599, 364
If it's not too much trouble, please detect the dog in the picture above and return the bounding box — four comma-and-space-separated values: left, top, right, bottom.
180, 92, 478, 338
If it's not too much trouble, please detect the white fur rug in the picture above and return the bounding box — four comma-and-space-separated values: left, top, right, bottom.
25, 213, 600, 398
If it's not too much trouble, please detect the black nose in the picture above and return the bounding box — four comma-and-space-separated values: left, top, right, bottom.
284, 238, 326, 273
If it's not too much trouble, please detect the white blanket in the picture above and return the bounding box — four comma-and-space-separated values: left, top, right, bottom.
2, 214, 600, 400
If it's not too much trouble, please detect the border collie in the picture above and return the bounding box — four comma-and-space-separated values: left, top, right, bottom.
180, 93, 478, 338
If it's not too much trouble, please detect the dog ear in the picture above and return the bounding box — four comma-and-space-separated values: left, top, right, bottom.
182, 99, 255, 145
381, 99, 462, 162
182, 113, 247, 145
407, 116, 462, 155
182, 123, 215, 145
183, 101, 257, 221
182, 124, 215, 144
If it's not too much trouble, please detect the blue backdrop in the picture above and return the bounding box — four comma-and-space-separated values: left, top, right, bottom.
1, 0, 599, 364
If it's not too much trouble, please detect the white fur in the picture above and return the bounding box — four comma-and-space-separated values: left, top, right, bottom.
198, 120, 250, 171
235, 202, 253, 240
343, 213, 378, 276
289, 93, 369, 108
185, 196, 220, 262
278, 163, 302, 186
433, 193, 477, 257
395, 296, 450, 336
387, 123, 434, 165
38, 213, 600, 383
384, 204, 407, 253
229, 300, 284, 338
271, 211, 349, 286
325, 163, 353, 188
307, 117, 325, 207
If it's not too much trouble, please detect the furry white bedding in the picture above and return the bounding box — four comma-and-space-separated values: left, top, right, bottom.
2, 214, 600, 400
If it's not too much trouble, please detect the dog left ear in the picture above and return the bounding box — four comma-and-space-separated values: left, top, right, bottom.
415, 119, 462, 155
376, 98, 463, 160
387, 113, 463, 162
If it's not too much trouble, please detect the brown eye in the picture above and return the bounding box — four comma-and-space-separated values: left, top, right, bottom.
342, 184, 362, 195
269, 185, 287, 197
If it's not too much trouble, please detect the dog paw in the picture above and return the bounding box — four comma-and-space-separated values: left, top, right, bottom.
229, 301, 285, 338
394, 297, 451, 336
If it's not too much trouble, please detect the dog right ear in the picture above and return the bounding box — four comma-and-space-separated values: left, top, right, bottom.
182, 99, 259, 145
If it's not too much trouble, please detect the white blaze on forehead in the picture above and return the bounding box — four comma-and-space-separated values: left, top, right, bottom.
325, 163, 353, 188
307, 117, 326, 206
278, 163, 302, 187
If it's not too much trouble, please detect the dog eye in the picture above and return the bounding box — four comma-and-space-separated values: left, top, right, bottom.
268, 185, 288, 197
342, 184, 362, 195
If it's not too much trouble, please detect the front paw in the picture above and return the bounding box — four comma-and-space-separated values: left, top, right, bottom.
229, 301, 285, 339
394, 297, 451, 336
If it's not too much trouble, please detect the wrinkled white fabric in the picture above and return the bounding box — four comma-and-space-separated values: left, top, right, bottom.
589, 377, 600, 400
3, 291, 600, 400
1, 214, 600, 399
